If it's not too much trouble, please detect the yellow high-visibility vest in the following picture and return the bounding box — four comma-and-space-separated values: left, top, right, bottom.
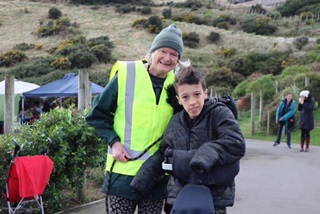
105, 60, 175, 176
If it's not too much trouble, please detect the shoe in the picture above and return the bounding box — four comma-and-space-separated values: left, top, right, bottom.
305, 148, 309, 152
287, 145, 291, 149
300, 148, 304, 152
273, 142, 280, 146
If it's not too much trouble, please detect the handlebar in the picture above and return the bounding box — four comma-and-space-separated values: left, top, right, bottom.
11, 137, 53, 158
45, 137, 53, 155
13, 139, 20, 158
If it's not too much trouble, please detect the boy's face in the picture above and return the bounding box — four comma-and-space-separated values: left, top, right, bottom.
176, 82, 208, 119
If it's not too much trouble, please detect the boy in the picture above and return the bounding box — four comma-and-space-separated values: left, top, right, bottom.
131, 66, 246, 214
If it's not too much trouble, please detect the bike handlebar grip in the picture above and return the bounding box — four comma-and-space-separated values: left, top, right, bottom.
45, 137, 53, 155
13, 139, 20, 157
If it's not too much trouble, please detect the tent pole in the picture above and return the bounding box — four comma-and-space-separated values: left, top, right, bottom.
21, 97, 24, 124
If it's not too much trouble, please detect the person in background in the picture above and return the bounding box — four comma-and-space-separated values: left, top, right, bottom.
131, 66, 246, 214
86, 24, 190, 214
273, 92, 296, 149
29, 101, 43, 124
298, 90, 314, 152
42, 99, 51, 113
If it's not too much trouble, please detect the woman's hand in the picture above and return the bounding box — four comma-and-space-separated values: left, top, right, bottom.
299, 97, 304, 104
112, 142, 131, 162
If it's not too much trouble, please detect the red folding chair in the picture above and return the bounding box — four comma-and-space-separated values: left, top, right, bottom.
1, 139, 54, 214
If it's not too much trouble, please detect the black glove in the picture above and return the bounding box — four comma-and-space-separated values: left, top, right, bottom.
166, 84, 183, 114
191, 162, 206, 174
164, 148, 174, 164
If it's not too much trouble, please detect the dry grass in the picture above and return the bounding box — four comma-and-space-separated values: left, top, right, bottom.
0, 0, 284, 67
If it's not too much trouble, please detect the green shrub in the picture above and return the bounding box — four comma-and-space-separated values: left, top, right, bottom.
90, 45, 112, 63
48, 7, 62, 20
232, 79, 250, 98
68, 47, 97, 68
13, 43, 36, 51
9, 57, 55, 79
217, 21, 228, 30
162, 8, 172, 19
171, 14, 184, 22
215, 47, 236, 58
36, 18, 78, 37
293, 36, 309, 50
132, 18, 148, 28
206, 66, 243, 89
51, 36, 114, 68
50, 56, 71, 70
141, 6, 151, 14
212, 14, 237, 29
241, 16, 277, 36
0, 50, 27, 67
206, 31, 220, 44
116, 5, 135, 14
230, 51, 289, 76
267, 11, 282, 19
247, 74, 276, 102
86, 36, 114, 49
147, 16, 163, 34
281, 65, 310, 77
88, 70, 110, 87
23, 70, 70, 86
174, 0, 203, 9
183, 32, 200, 48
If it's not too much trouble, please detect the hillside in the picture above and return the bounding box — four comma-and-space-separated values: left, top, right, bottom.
1, 0, 319, 92
0, 0, 282, 70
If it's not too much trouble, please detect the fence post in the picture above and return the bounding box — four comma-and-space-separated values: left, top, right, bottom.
4, 73, 15, 134
250, 92, 256, 136
267, 110, 270, 136
259, 90, 263, 122
305, 77, 309, 87
78, 69, 91, 110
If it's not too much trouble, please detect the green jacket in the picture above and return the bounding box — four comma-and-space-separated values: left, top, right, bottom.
86, 60, 173, 200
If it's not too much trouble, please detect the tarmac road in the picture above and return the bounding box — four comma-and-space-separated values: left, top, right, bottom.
60, 139, 320, 214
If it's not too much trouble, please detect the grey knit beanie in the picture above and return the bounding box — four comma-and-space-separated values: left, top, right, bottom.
149, 24, 184, 59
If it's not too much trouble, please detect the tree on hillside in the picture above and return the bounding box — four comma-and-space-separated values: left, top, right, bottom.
277, 0, 320, 16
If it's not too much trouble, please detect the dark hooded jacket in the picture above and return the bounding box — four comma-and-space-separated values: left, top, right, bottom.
131, 98, 246, 207
298, 94, 314, 130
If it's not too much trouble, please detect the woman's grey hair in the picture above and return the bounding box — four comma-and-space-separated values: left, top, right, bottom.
145, 53, 190, 74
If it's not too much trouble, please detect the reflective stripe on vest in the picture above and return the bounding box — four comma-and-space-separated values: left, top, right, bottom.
105, 60, 174, 176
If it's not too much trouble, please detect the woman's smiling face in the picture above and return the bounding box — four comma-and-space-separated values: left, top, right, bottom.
148, 48, 179, 78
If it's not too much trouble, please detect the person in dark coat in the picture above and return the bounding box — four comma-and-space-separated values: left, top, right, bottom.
298, 90, 314, 152
131, 66, 246, 214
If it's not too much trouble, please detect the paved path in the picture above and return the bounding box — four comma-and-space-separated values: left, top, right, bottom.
60, 139, 320, 214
